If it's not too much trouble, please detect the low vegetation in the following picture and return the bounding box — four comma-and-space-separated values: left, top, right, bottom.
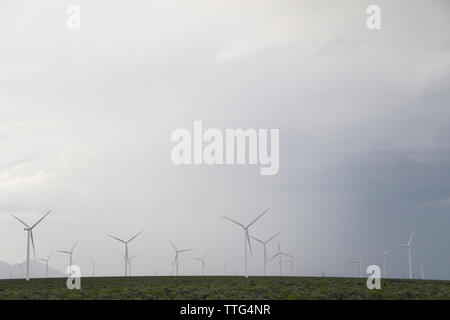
0, 276, 448, 300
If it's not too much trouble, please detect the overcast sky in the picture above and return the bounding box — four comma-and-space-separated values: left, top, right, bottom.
0, 0, 449, 280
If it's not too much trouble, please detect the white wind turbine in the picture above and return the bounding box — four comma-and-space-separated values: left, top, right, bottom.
14, 262, 25, 278
251, 231, 280, 276
121, 253, 138, 276
128, 254, 137, 276
283, 259, 294, 276
170, 241, 191, 277
12, 210, 52, 281
222, 208, 270, 277
420, 260, 424, 280
395, 230, 415, 279
350, 261, 359, 277
270, 239, 294, 276
57, 241, 77, 274
193, 252, 208, 276
107, 231, 143, 277
37, 252, 53, 278
377, 248, 391, 278
91, 259, 96, 277
351, 256, 364, 277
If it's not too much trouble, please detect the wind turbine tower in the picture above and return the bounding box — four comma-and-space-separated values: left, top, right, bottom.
12, 210, 53, 281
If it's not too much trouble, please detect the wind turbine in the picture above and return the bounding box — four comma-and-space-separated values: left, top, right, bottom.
251, 231, 280, 276
170, 241, 191, 277
57, 241, 77, 274
12, 210, 52, 281
351, 257, 364, 277
395, 230, 415, 279
420, 260, 424, 280
222, 208, 270, 277
377, 248, 391, 278
193, 252, 208, 276
283, 259, 294, 276
14, 262, 24, 278
350, 261, 359, 277
107, 231, 143, 277
269, 239, 294, 276
122, 254, 138, 276
91, 259, 96, 277
128, 254, 137, 276
37, 252, 53, 278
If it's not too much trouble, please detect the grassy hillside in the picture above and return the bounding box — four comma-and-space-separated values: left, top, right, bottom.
0, 276, 448, 300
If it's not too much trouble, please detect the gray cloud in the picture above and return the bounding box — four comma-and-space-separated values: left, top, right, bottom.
0, 0, 449, 280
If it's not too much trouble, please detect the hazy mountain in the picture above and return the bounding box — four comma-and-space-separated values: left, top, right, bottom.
0, 260, 65, 279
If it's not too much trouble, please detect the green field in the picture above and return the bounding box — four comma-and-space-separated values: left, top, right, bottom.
0, 276, 448, 300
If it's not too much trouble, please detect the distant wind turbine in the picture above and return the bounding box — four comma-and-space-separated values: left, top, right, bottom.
270, 239, 294, 276
170, 241, 191, 277
377, 248, 391, 278
420, 260, 424, 280
57, 241, 78, 274
351, 257, 364, 277
222, 208, 270, 277
128, 254, 137, 276
395, 230, 415, 279
283, 259, 294, 276
193, 252, 208, 276
14, 262, 24, 278
91, 259, 96, 277
121, 253, 138, 276
251, 231, 280, 276
37, 252, 53, 278
12, 210, 53, 281
107, 231, 143, 277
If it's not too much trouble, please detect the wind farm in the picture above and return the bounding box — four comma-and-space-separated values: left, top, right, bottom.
0, 208, 448, 300
1, 0, 449, 305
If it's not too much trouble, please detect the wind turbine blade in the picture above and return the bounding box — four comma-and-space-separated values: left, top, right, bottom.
277, 239, 281, 251
246, 230, 253, 257
57, 251, 70, 254
246, 208, 270, 228
270, 252, 280, 261
12, 215, 30, 228
266, 231, 281, 244
203, 251, 208, 259
179, 249, 192, 253
107, 234, 126, 243
221, 215, 245, 228
48, 252, 54, 260
70, 241, 78, 253
409, 230, 415, 245
250, 236, 264, 244
30, 230, 36, 258
280, 252, 294, 258
31, 210, 52, 229
396, 244, 409, 248
170, 241, 178, 251
127, 230, 144, 243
